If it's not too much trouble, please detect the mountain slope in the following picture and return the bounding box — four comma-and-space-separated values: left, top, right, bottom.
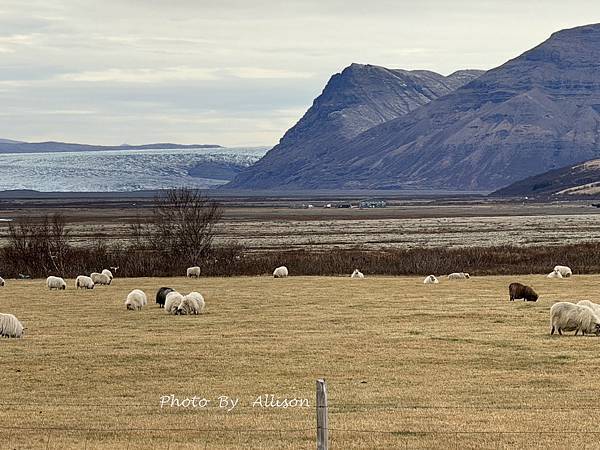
232, 23, 600, 191
226, 64, 483, 188
492, 159, 600, 197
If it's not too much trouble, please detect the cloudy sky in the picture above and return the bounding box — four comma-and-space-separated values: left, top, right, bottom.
0, 0, 598, 147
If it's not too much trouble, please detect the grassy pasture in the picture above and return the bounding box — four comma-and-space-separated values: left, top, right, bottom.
1, 275, 600, 449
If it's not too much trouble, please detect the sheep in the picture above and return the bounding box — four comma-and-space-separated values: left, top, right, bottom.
508, 282, 538, 302
351, 269, 364, 279
156, 287, 174, 308
547, 268, 563, 279
0, 277, 4, 287
125, 289, 147, 311
75, 275, 94, 290
91, 272, 111, 286
550, 301, 600, 336
177, 292, 206, 315
577, 300, 600, 317
554, 265, 572, 278
448, 272, 470, 280
101, 269, 114, 280
424, 275, 439, 284
273, 266, 289, 278
47, 276, 66, 290
187, 266, 201, 278
165, 291, 184, 315
0, 313, 23, 338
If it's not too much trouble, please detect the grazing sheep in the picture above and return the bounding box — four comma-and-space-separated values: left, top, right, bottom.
156, 287, 174, 308
165, 291, 184, 315
424, 275, 439, 284
47, 276, 66, 290
351, 269, 364, 279
547, 268, 563, 279
0, 313, 23, 338
448, 272, 470, 280
550, 301, 600, 336
273, 266, 289, 278
577, 300, 600, 316
101, 269, 114, 280
187, 266, 201, 278
91, 272, 111, 286
508, 282, 538, 302
177, 292, 206, 315
125, 289, 147, 311
0, 277, 4, 287
554, 265, 573, 278
75, 275, 95, 290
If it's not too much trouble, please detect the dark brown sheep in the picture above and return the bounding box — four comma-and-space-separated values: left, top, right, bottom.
509, 282, 538, 302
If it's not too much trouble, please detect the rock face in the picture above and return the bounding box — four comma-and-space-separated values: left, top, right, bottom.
229, 24, 600, 191
493, 159, 600, 197
225, 64, 483, 189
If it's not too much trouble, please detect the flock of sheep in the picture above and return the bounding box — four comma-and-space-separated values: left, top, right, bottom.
0, 263, 596, 339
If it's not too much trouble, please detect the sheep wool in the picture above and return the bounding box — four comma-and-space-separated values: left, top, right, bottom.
177, 292, 206, 315
550, 301, 600, 336
187, 266, 201, 278
125, 289, 147, 311
547, 269, 563, 279
0, 277, 4, 287
448, 272, 470, 280
101, 269, 114, 280
351, 269, 364, 279
91, 272, 111, 286
165, 291, 184, 315
553, 265, 572, 278
273, 266, 289, 278
47, 276, 66, 290
424, 275, 439, 284
75, 275, 94, 290
0, 313, 24, 338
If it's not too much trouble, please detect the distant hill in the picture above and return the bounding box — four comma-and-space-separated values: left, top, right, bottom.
492, 159, 600, 197
225, 64, 483, 189
0, 141, 222, 154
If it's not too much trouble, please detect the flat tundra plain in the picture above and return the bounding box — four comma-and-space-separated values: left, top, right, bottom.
2, 275, 600, 449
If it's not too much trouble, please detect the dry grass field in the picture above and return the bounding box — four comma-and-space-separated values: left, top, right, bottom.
2, 275, 600, 449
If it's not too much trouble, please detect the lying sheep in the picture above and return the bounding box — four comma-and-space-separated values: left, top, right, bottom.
156, 287, 174, 308
75, 275, 94, 290
547, 268, 563, 279
577, 300, 600, 316
125, 289, 147, 311
448, 272, 470, 280
554, 265, 572, 278
101, 269, 114, 280
165, 291, 184, 315
0, 313, 23, 338
550, 301, 600, 336
424, 275, 439, 284
508, 282, 538, 302
91, 272, 111, 286
177, 292, 206, 315
47, 276, 66, 290
0, 277, 4, 287
273, 266, 289, 278
187, 266, 201, 278
351, 269, 364, 279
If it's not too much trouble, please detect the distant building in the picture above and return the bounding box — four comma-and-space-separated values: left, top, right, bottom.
359, 199, 387, 208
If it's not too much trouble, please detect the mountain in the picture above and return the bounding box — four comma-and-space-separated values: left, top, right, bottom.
492, 158, 600, 197
225, 64, 483, 188
229, 23, 600, 192
0, 141, 222, 154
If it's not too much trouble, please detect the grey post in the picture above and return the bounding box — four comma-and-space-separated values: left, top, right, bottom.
316, 379, 328, 450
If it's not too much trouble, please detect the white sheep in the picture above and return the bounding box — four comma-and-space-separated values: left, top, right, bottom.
351, 269, 364, 279
0, 277, 4, 287
187, 266, 201, 278
0, 313, 24, 338
177, 292, 206, 315
547, 268, 563, 279
448, 272, 470, 280
101, 269, 114, 280
47, 276, 66, 290
554, 265, 572, 278
550, 301, 600, 335
273, 266, 289, 278
165, 291, 184, 315
577, 300, 600, 316
125, 289, 147, 311
424, 275, 439, 284
75, 275, 94, 290
91, 272, 111, 286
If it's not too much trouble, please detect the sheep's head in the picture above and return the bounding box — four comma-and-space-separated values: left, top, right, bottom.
465, 273, 470, 279
594, 324, 600, 336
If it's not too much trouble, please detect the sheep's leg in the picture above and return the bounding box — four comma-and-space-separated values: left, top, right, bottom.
558, 328, 562, 335
551, 326, 555, 335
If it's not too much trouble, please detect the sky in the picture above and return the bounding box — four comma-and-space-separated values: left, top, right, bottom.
0, 0, 599, 147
